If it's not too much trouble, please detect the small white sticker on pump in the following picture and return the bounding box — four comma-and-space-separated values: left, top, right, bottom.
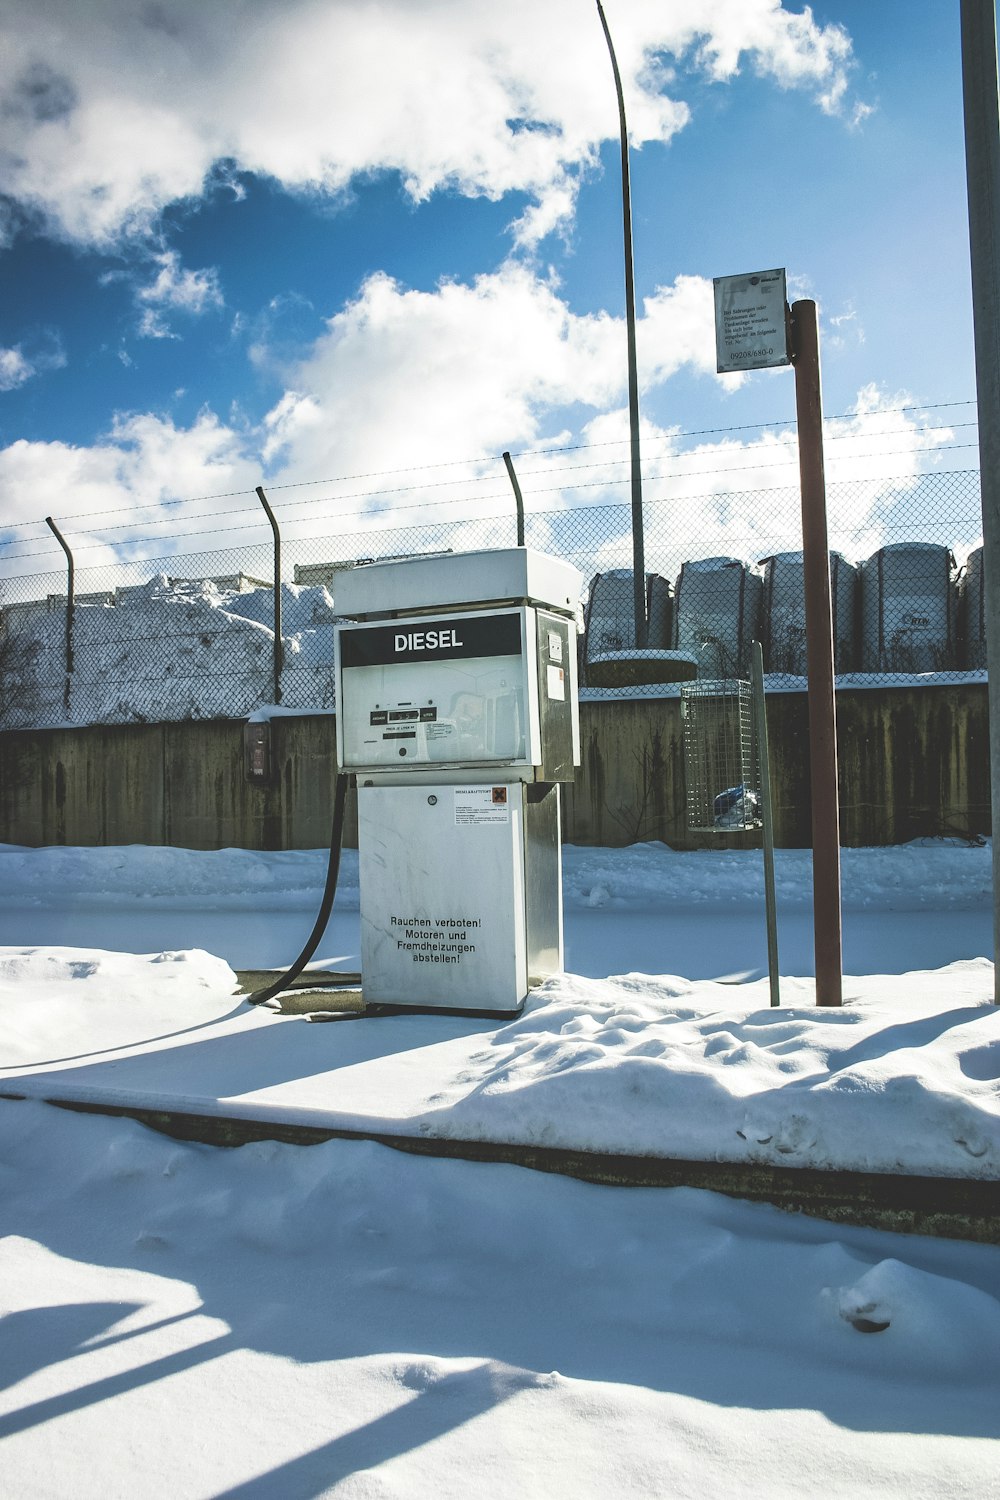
454, 786, 511, 826
546, 664, 566, 700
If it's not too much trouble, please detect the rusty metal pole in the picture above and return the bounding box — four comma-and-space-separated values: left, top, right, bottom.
790, 299, 843, 1007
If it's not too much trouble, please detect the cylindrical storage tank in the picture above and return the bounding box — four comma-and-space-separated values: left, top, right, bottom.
759, 550, 858, 674
959, 545, 986, 669
584, 569, 633, 661
859, 542, 957, 673
584, 569, 672, 664
671, 556, 762, 678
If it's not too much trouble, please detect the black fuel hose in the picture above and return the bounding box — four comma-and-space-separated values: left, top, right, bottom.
248, 771, 354, 1006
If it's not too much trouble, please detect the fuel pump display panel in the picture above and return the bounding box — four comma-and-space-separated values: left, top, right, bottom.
337, 607, 536, 771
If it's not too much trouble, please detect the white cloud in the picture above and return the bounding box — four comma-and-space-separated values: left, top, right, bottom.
821, 383, 954, 485
0, 346, 33, 392
0, 332, 66, 390
603, 383, 960, 576
825, 302, 865, 352
135, 250, 224, 339
0, 412, 257, 567
690, 0, 852, 98
261, 392, 324, 465
262, 264, 624, 479
0, 1, 863, 250
2, 274, 956, 581
638, 275, 729, 386
0, 263, 734, 563
251, 263, 741, 526
498, 379, 963, 588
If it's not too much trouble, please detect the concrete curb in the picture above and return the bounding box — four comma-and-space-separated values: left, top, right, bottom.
6, 1091, 997, 1246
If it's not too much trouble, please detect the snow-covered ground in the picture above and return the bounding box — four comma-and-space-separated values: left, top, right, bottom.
1, 838, 998, 1496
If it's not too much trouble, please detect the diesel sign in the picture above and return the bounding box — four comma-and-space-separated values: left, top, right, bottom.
394, 627, 463, 652
340, 611, 522, 668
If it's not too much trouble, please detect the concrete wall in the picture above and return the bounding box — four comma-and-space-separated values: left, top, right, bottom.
0, 715, 353, 852
0, 685, 990, 851
564, 685, 990, 848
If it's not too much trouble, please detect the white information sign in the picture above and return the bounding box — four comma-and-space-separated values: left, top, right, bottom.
454, 786, 511, 826
713, 268, 789, 373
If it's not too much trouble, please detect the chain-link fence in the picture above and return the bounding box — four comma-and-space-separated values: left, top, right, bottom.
0, 468, 986, 731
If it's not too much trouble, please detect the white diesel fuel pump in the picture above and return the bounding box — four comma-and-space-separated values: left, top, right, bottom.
333, 548, 582, 1014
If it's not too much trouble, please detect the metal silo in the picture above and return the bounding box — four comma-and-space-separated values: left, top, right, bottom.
671, 556, 762, 678
760, 549, 858, 674
859, 542, 957, 673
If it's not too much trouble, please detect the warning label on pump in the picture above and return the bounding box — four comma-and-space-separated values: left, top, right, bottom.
390, 913, 481, 965
454, 786, 510, 826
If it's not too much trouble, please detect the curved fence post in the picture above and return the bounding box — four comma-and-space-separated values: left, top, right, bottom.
44, 516, 74, 718
255, 486, 283, 705
502, 452, 526, 547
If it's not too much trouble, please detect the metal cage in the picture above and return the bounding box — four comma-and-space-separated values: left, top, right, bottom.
681, 678, 761, 833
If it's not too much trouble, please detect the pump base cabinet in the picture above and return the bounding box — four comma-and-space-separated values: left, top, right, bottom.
358, 781, 562, 1013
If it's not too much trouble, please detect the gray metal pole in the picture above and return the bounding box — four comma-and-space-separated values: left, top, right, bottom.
790, 299, 843, 1007
961, 0, 1000, 1003
752, 641, 780, 1007
596, 0, 647, 649
44, 516, 74, 718
502, 451, 526, 547
255, 486, 283, 705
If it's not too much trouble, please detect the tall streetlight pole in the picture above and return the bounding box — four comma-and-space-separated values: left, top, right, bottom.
596, 0, 647, 649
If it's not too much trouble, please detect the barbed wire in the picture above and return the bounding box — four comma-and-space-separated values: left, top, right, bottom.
0, 442, 983, 566
0, 466, 986, 736
0, 399, 978, 537
0, 469, 983, 580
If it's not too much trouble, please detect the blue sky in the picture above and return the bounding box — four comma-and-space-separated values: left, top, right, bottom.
0, 1, 983, 580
